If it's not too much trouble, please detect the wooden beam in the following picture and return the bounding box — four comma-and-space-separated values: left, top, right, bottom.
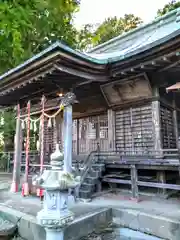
54, 64, 107, 82
103, 178, 180, 190
158, 59, 180, 72
140, 65, 154, 70
113, 48, 180, 76
0, 64, 55, 95
151, 61, 161, 66
162, 56, 171, 63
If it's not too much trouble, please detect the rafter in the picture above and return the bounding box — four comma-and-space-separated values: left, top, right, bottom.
158, 59, 180, 72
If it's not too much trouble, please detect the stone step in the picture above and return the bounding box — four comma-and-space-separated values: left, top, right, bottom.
84, 176, 98, 185
91, 163, 105, 172
80, 183, 95, 191
79, 189, 92, 199
92, 163, 105, 167
88, 170, 102, 178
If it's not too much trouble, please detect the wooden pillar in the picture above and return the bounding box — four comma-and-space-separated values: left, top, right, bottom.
11, 107, 22, 192
157, 171, 166, 195
76, 119, 79, 155
64, 105, 72, 173
172, 97, 179, 149
130, 165, 139, 200
56, 114, 63, 151
152, 86, 163, 158
152, 86, 166, 195
86, 118, 90, 153
108, 109, 115, 150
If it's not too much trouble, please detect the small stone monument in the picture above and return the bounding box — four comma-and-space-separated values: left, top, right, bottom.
33, 144, 80, 240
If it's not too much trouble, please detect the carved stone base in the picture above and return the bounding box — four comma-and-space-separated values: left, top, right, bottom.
37, 190, 74, 229
37, 209, 74, 229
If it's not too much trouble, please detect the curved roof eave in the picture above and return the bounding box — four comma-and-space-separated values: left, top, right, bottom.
0, 41, 108, 82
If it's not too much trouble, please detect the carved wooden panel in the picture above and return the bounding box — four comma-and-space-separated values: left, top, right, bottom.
115, 104, 153, 154
101, 74, 152, 106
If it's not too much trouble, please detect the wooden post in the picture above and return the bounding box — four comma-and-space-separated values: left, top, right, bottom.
152, 102, 163, 158
152, 86, 163, 157
60, 116, 64, 152
86, 118, 90, 153
11, 104, 22, 192
76, 119, 79, 155
64, 105, 73, 173
157, 171, 166, 195
152, 86, 166, 195
172, 97, 179, 149
130, 165, 139, 201
108, 109, 115, 150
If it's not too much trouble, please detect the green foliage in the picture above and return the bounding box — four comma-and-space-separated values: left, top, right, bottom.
157, 0, 180, 17
94, 14, 142, 46
0, 153, 9, 171
76, 24, 95, 51
0, 0, 80, 74
77, 14, 142, 49
0, 109, 16, 150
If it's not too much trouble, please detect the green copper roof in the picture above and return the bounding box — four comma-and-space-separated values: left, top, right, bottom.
88, 7, 180, 61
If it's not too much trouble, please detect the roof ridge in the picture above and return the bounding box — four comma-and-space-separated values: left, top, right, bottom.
88, 7, 180, 53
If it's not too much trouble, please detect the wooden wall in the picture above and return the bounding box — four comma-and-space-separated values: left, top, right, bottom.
42, 113, 108, 155
115, 103, 153, 154
41, 101, 178, 156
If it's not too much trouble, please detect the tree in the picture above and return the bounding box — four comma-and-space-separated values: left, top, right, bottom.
94, 14, 142, 46
0, 108, 16, 151
77, 14, 142, 49
0, 0, 80, 74
157, 0, 180, 17
76, 24, 95, 51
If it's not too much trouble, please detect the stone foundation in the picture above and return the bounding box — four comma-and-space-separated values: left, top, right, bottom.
0, 205, 180, 240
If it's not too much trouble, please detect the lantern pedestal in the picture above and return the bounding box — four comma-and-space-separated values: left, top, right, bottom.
45, 228, 64, 240
33, 144, 80, 240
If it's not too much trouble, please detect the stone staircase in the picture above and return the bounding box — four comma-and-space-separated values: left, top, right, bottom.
78, 158, 105, 200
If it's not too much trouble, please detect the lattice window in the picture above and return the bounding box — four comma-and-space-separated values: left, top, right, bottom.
78, 114, 108, 154
160, 106, 176, 149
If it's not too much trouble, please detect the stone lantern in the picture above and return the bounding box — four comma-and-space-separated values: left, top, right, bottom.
33, 143, 80, 240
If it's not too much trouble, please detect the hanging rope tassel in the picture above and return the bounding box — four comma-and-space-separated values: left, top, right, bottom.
30, 121, 33, 131
47, 118, 52, 128
34, 121, 37, 132
21, 120, 25, 130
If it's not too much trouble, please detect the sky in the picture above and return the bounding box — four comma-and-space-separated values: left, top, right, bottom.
74, 0, 171, 28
